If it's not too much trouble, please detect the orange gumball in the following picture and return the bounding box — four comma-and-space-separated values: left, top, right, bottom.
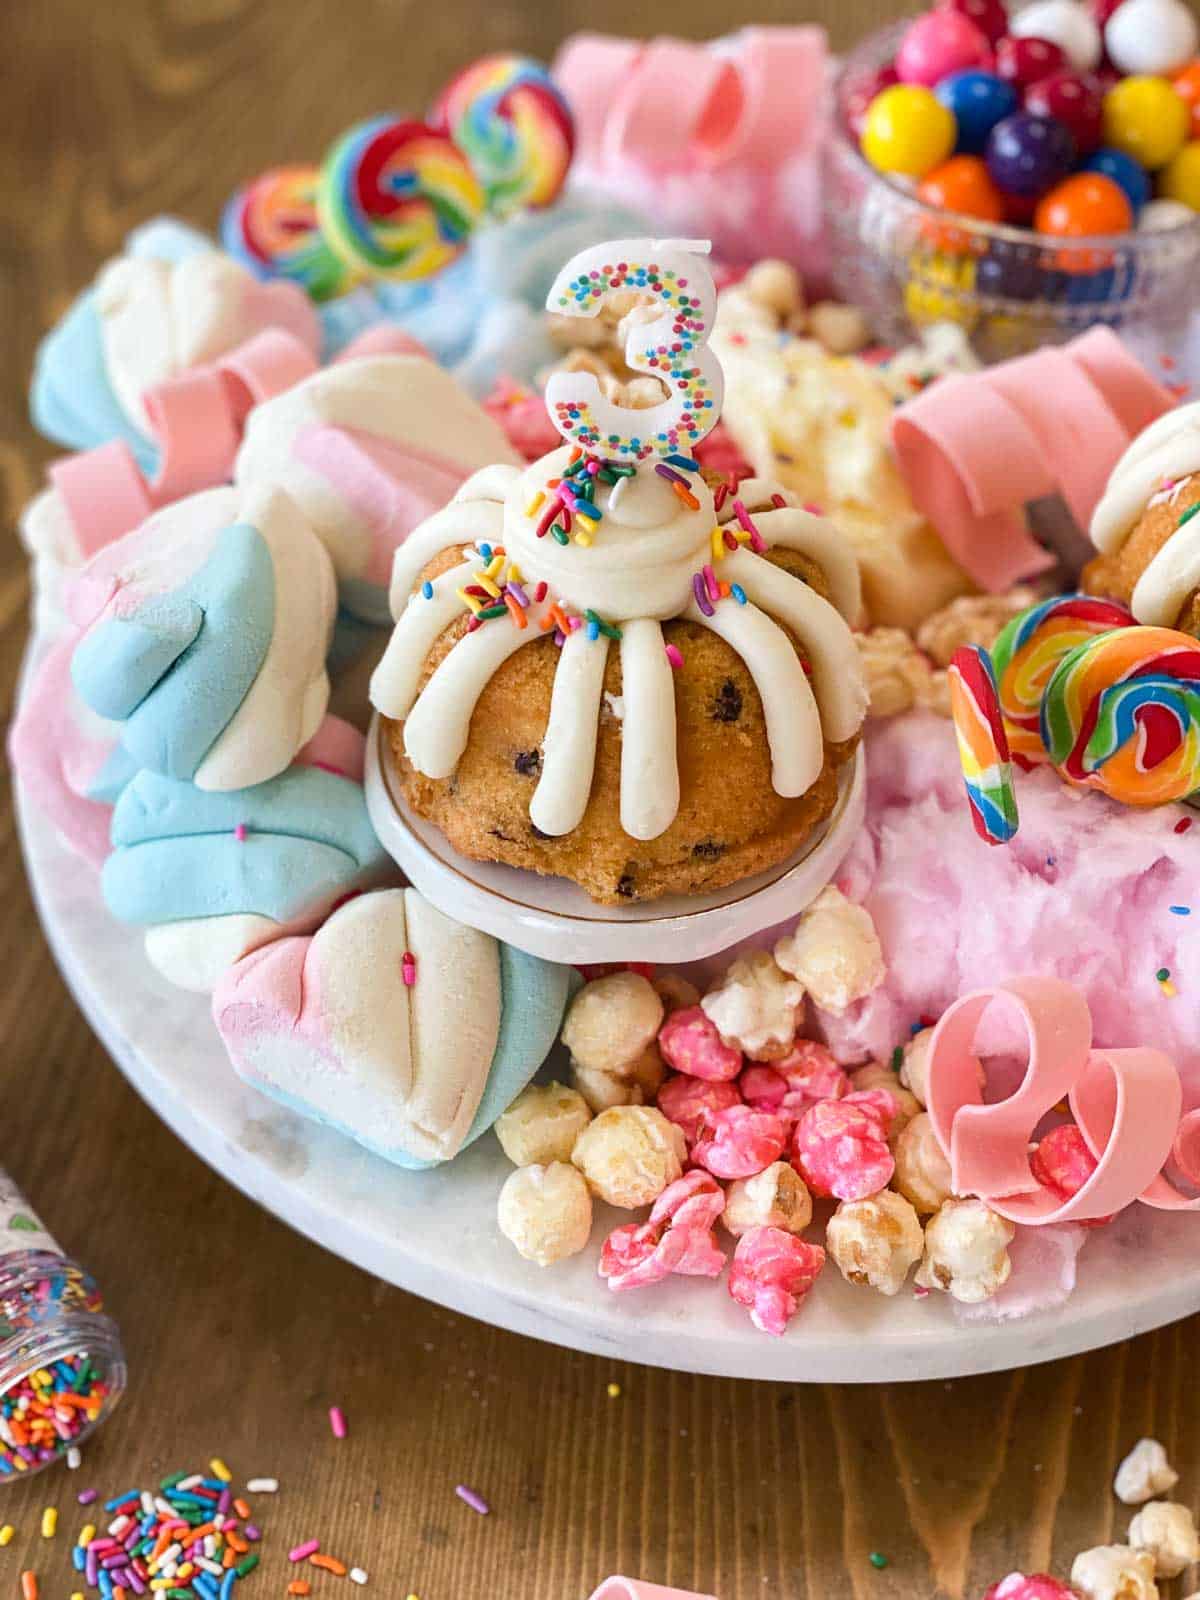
918, 154, 1005, 250
1174, 60, 1200, 140
1035, 172, 1133, 273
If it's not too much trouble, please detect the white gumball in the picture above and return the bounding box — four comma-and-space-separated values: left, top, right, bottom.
1010, 0, 1102, 70
1139, 198, 1197, 230
1105, 0, 1198, 75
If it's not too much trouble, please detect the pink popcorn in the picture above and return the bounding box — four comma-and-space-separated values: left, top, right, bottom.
727, 1226, 825, 1337
656, 1073, 743, 1145
791, 1091, 895, 1200
741, 1043, 850, 1125
1031, 1124, 1112, 1228
658, 1005, 743, 1082
598, 1170, 727, 1292
982, 1576, 1079, 1600
691, 1104, 787, 1180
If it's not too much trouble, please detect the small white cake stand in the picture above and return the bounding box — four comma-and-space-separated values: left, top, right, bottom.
364, 714, 868, 964
17, 730, 1200, 1380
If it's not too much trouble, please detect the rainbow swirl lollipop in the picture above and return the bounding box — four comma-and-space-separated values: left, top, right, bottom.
221, 165, 357, 302
318, 117, 485, 282
1041, 626, 1200, 807
433, 54, 574, 219
990, 593, 1136, 770
948, 645, 1020, 844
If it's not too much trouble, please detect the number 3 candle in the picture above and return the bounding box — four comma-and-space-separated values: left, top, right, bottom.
543, 237, 724, 461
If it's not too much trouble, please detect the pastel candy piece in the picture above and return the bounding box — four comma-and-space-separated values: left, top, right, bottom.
588, 1583, 720, 1600
31, 244, 319, 464
71, 484, 336, 791
212, 887, 573, 1167
104, 731, 389, 994
234, 354, 520, 622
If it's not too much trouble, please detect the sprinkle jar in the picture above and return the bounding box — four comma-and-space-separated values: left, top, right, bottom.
0, 1169, 125, 1481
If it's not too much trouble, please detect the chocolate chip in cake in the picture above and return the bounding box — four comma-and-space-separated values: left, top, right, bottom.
712, 679, 742, 723
691, 840, 725, 860
514, 749, 542, 777
488, 828, 515, 843
616, 873, 637, 899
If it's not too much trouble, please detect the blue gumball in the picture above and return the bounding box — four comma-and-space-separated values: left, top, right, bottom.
1080, 148, 1152, 216
935, 70, 1018, 155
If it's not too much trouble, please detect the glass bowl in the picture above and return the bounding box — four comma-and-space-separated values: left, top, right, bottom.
824, 20, 1200, 365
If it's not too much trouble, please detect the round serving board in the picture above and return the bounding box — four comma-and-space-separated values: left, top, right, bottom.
17, 718, 1200, 1381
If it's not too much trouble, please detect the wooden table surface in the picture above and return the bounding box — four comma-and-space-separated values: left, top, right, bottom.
2, 3, 1199, 1597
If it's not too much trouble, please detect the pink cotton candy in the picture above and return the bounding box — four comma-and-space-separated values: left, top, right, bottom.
658, 1006, 743, 1081
598, 1170, 726, 1292
656, 1073, 742, 1145
817, 711, 1200, 1117
955, 1224, 1089, 1326
727, 1227, 825, 1337
691, 1104, 787, 1179
791, 1092, 895, 1200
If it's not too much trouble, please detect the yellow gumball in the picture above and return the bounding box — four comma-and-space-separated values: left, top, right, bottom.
1102, 76, 1189, 170
861, 85, 957, 179
904, 249, 980, 330
1160, 140, 1200, 211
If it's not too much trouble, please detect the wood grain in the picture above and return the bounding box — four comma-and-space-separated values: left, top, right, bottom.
1, 3, 1198, 1597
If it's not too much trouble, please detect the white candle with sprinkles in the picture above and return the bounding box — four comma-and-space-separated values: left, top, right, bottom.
542, 237, 724, 462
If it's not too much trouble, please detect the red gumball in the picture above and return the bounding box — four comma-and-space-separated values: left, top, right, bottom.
845, 62, 900, 138
1003, 189, 1040, 223
938, 0, 1010, 46
1034, 171, 1133, 234
1024, 70, 1104, 154
995, 33, 1068, 90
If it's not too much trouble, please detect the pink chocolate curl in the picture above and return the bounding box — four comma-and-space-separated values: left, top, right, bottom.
727, 1226, 825, 1337
599, 1171, 727, 1292
791, 1091, 895, 1200
691, 1104, 787, 1180
658, 1005, 742, 1082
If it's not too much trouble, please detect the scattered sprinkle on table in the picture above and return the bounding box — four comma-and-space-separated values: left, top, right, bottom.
244, 1479, 277, 1495
39, 1506, 56, 1539
76, 1489, 97, 1506
455, 1485, 489, 1516
289, 1540, 320, 1563
0, 1525, 14, 1546
606, 1383, 621, 1399
286, 1585, 310, 1598
67, 1447, 82, 1471
209, 1457, 233, 1483
869, 1552, 889, 1569
21, 1575, 38, 1600
349, 1569, 368, 1586
328, 1406, 347, 1440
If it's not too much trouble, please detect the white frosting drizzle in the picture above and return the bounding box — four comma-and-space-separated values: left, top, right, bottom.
370, 558, 476, 719
195, 485, 336, 791
685, 596, 823, 798
722, 549, 867, 742
619, 619, 679, 840
1090, 401, 1200, 556
530, 629, 609, 837
1132, 520, 1200, 625
387, 491, 508, 617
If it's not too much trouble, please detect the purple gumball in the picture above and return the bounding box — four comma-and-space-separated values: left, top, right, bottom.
985, 110, 1076, 198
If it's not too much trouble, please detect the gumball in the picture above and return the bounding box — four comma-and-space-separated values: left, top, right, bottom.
976, 246, 1060, 298
1081, 147, 1151, 213
1088, 0, 1127, 31
1024, 70, 1103, 154
861, 84, 958, 177
919, 153, 1007, 219
995, 35, 1068, 90
845, 63, 900, 139
1002, 189, 1041, 223
936, 70, 1018, 152
1034, 171, 1133, 233
1173, 61, 1200, 140
1009, 0, 1102, 70
1159, 141, 1200, 211
896, 11, 993, 86
1104, 0, 1199, 76
1139, 197, 1197, 229
1102, 76, 1189, 170
986, 110, 1076, 197
938, 0, 1010, 45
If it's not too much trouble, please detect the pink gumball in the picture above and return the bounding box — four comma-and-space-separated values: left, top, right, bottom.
938, 0, 1011, 45
896, 11, 993, 86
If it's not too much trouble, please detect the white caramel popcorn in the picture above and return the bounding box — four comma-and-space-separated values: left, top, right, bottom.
916, 586, 1044, 668
570, 1105, 686, 1209
571, 1046, 665, 1114
701, 950, 805, 1061
741, 259, 804, 321
1115, 1441, 1180, 1506
1128, 1503, 1200, 1579
652, 972, 701, 1013
494, 1082, 593, 1167
893, 1112, 955, 1216
774, 887, 885, 1015
915, 1198, 1015, 1304
722, 1163, 813, 1238
1071, 1546, 1159, 1600
827, 1190, 924, 1296
497, 1163, 593, 1267
808, 300, 871, 356
561, 972, 664, 1075
900, 1028, 934, 1106
850, 1062, 920, 1135
856, 627, 950, 720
